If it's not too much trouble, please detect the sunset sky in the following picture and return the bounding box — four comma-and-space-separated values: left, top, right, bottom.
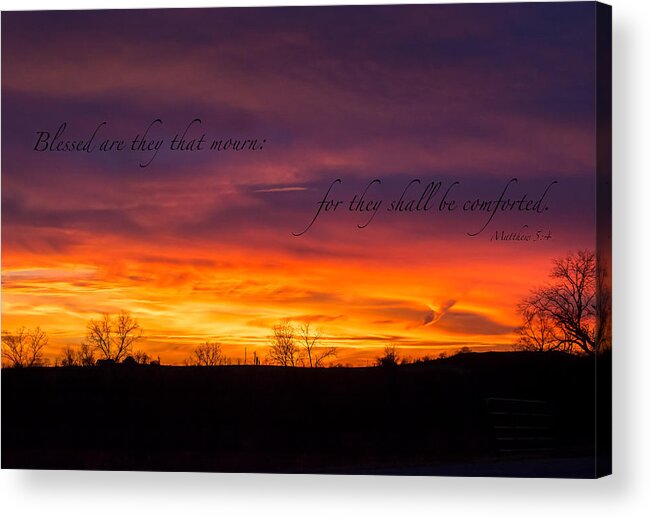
1, 4, 599, 365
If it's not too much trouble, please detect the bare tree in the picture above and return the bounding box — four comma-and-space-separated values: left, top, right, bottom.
297, 322, 337, 368
376, 344, 399, 367
267, 321, 301, 366
514, 305, 572, 353
133, 350, 153, 365
2, 327, 49, 368
56, 342, 96, 367
186, 342, 229, 366
595, 255, 612, 352
85, 311, 143, 361
515, 250, 607, 355
60, 345, 79, 367
78, 342, 96, 366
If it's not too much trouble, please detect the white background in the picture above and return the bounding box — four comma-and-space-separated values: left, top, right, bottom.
0, 0, 649, 516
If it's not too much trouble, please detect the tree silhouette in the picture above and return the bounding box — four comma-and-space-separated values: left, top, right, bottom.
133, 350, 153, 365
186, 342, 229, 366
78, 342, 96, 366
297, 322, 337, 367
2, 327, 49, 368
515, 249, 608, 354
515, 307, 572, 353
85, 311, 143, 362
56, 342, 96, 367
594, 257, 612, 352
376, 345, 399, 367
267, 321, 301, 366
60, 345, 79, 367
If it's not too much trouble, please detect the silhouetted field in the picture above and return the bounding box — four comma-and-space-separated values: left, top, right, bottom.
1, 351, 611, 476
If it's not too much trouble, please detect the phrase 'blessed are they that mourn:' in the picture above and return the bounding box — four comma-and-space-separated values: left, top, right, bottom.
32, 119, 265, 167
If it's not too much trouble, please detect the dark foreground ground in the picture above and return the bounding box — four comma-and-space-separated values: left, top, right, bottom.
1, 351, 611, 477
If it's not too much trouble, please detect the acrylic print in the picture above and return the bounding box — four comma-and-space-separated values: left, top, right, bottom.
1, 2, 612, 477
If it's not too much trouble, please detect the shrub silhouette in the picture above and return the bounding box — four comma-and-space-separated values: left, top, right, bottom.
376, 345, 399, 367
